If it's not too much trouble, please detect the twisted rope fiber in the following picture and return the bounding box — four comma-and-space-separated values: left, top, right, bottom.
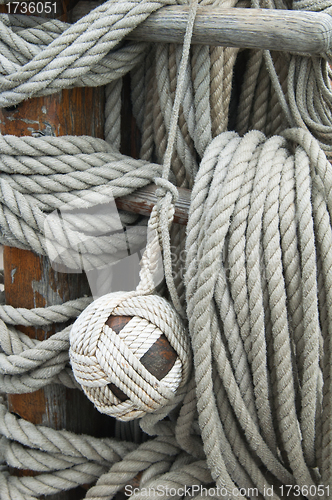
130, 0, 242, 313
69, 292, 192, 420
185, 128, 332, 497
0, 0, 238, 316
233, 0, 332, 156
0, 0, 179, 107
1, 0, 332, 499
3, 127, 331, 499
0, 398, 210, 500
0, 12, 149, 89
1, 395, 202, 500
0, 134, 164, 268
0, 296, 91, 326
1, 0, 332, 154
0, 298, 94, 394
0, 0, 219, 496
69, 0, 198, 424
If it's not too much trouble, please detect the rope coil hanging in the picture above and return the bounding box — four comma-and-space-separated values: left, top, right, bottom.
184, 127, 331, 497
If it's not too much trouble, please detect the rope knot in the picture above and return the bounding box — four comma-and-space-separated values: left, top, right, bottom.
154, 178, 179, 205
69, 291, 191, 421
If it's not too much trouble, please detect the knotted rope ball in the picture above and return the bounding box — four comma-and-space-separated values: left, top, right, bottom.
69, 291, 191, 421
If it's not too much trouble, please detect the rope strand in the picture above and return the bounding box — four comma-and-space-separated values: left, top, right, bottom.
1, 0, 332, 498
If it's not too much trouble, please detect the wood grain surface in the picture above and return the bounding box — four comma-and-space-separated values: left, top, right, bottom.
116, 184, 191, 226
129, 6, 332, 54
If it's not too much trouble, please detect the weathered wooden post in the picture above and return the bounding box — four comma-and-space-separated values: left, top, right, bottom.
0, 2, 113, 498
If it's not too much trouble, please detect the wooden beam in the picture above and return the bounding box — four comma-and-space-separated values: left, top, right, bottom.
73, 3, 332, 54
74, 3, 332, 54
116, 184, 191, 226
128, 7, 332, 54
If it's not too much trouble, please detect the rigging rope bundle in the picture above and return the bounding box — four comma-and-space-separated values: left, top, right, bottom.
69, 0, 197, 423
185, 127, 331, 497
2, 127, 332, 499
1, 0, 332, 498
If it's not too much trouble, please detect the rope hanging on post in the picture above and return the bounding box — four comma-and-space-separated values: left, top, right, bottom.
69, 0, 198, 421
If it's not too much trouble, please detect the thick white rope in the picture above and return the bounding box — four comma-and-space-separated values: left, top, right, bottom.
234, 0, 332, 155
185, 128, 332, 498
0, 296, 91, 326
0, 135, 163, 268
1, 0, 332, 498
68, 0, 197, 425
0, 298, 92, 393
2, 127, 331, 498
0, 12, 149, 88
0, 0, 176, 107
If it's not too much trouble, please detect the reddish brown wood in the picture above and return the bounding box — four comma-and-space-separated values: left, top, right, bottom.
115, 184, 191, 226
140, 334, 177, 379
106, 315, 132, 334
0, 3, 112, 499
0, 86, 104, 138
106, 314, 177, 401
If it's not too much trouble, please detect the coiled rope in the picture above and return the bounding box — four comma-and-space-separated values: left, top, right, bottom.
3, 127, 332, 499
1, 0, 332, 498
185, 127, 331, 498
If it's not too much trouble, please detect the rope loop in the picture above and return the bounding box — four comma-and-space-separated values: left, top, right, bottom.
154, 178, 179, 205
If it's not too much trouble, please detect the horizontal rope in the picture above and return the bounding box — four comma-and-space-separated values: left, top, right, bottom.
0, 135, 163, 269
